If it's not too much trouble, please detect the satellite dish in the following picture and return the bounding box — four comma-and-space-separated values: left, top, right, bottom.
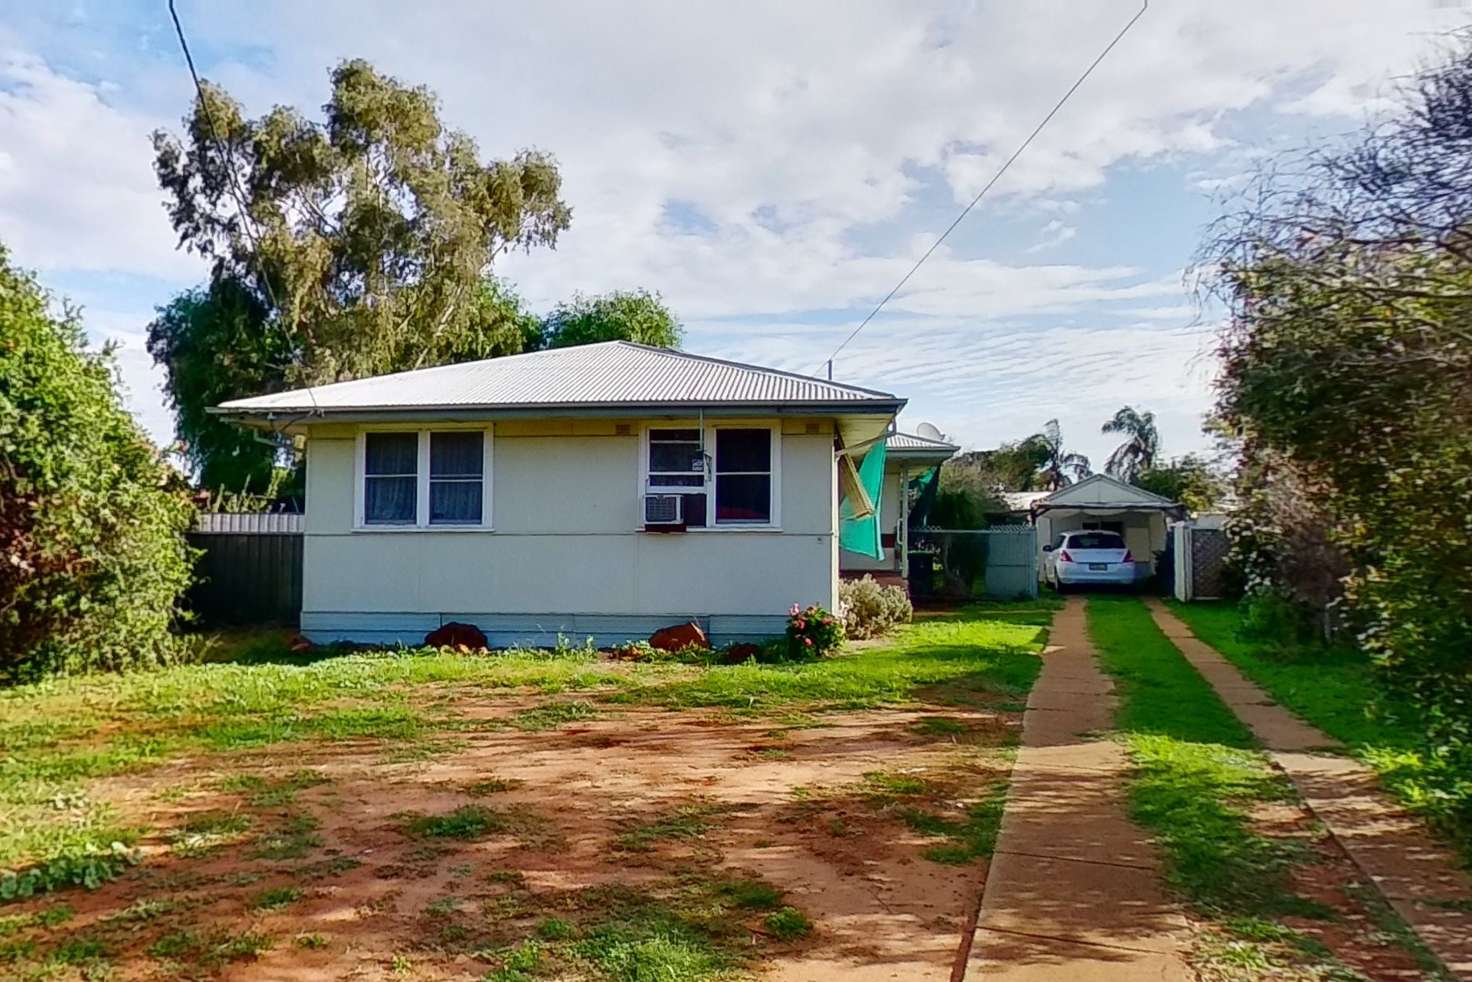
916, 421, 945, 442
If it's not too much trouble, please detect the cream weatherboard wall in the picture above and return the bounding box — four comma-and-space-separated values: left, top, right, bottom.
299, 418, 839, 646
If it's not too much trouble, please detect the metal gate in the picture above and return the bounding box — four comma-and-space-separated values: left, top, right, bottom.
908, 526, 1039, 601
1171, 523, 1229, 601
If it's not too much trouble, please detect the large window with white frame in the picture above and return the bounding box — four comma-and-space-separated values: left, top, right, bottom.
359, 429, 492, 528
643, 424, 778, 528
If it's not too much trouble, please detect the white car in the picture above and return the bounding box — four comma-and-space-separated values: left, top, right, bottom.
1043, 530, 1138, 591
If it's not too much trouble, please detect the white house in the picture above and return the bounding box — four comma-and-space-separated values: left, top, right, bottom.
838, 430, 958, 581
1032, 474, 1185, 580
212, 342, 903, 647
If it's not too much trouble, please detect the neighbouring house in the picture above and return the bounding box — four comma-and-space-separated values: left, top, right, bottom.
212, 341, 904, 647
838, 430, 959, 585
1031, 474, 1185, 581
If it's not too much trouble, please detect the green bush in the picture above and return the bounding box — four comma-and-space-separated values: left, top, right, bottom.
838, 575, 913, 639
785, 603, 843, 658
0, 246, 196, 681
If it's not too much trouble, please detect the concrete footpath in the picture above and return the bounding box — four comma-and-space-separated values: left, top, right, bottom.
968, 596, 1192, 981
1146, 599, 1472, 981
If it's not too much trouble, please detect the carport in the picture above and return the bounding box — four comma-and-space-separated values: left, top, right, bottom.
1031, 474, 1185, 581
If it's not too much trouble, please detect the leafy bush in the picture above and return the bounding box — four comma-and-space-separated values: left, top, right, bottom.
0, 246, 196, 681
838, 576, 913, 639
785, 604, 843, 658
1238, 589, 1320, 649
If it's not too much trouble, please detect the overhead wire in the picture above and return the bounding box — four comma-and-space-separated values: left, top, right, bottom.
167, 0, 321, 426
817, 0, 1150, 378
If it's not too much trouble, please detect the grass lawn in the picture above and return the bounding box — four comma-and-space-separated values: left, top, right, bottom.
1087, 595, 1448, 981
1167, 600, 1472, 861
0, 603, 1048, 980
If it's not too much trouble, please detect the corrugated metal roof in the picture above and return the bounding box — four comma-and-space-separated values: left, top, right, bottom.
886, 431, 959, 453
215, 341, 901, 415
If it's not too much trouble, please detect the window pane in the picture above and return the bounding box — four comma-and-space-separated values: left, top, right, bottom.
650, 443, 703, 473
715, 474, 770, 523
650, 428, 700, 442
681, 492, 707, 527
716, 429, 770, 473
365, 432, 418, 475
649, 473, 704, 488
431, 431, 483, 478
430, 481, 482, 524
365, 475, 416, 523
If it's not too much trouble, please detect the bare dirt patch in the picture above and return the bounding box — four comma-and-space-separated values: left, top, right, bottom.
1, 702, 1021, 980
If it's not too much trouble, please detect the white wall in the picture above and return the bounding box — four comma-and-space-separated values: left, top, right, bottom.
300, 418, 838, 645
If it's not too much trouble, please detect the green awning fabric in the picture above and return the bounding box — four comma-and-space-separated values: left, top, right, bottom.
839, 440, 887, 559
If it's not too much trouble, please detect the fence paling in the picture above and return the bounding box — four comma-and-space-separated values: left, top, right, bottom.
909, 527, 1039, 601
187, 513, 304, 626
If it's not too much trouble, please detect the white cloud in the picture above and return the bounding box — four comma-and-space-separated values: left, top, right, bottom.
0, 50, 205, 283
0, 0, 1463, 454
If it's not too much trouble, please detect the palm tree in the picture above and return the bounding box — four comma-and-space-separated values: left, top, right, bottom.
1033, 419, 1091, 491
1101, 406, 1160, 483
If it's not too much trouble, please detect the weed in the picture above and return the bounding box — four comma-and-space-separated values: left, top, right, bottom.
295, 933, 329, 949
102, 898, 174, 924
148, 927, 272, 966
169, 811, 252, 858
50, 934, 106, 963
466, 777, 521, 796
911, 716, 970, 736
250, 886, 303, 910
219, 770, 328, 808
404, 805, 505, 840
509, 701, 599, 731
251, 812, 322, 860
537, 916, 576, 940
716, 879, 782, 910
861, 771, 931, 798
616, 803, 725, 852
763, 907, 812, 940
424, 896, 461, 918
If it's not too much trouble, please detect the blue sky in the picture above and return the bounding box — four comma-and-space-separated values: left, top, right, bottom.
1, 0, 1464, 466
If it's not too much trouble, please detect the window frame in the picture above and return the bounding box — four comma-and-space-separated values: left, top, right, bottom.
354, 426, 494, 532
638, 421, 781, 531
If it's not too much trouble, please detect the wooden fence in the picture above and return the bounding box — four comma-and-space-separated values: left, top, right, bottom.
187, 513, 304, 626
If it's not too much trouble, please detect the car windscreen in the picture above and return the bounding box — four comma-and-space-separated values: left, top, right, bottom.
1066, 533, 1124, 550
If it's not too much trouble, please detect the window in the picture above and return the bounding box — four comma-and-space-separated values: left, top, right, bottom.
1067, 531, 1124, 550
647, 428, 707, 526
360, 429, 490, 528
642, 425, 778, 529
715, 429, 771, 524
429, 432, 484, 525
364, 432, 418, 525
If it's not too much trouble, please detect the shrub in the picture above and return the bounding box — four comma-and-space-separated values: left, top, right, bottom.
838, 576, 913, 639
785, 604, 843, 658
0, 246, 196, 681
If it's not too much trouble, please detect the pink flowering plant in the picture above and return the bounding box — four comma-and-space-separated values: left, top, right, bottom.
784, 602, 844, 659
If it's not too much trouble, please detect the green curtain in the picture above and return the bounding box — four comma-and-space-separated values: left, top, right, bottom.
839, 440, 887, 559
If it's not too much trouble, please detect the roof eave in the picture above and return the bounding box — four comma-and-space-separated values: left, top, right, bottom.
210, 398, 906, 428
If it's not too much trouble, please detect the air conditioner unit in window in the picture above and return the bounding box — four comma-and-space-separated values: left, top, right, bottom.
643, 493, 684, 531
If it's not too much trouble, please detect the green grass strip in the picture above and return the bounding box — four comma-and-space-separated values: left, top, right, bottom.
1087, 596, 1329, 920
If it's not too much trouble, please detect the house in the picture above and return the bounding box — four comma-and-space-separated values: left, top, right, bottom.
212, 342, 904, 647
1031, 474, 1185, 580
838, 430, 959, 584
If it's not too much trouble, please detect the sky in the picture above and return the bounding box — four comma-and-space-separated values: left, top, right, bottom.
1, 0, 1467, 466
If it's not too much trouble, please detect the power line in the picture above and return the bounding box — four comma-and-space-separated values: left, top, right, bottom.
166, 0, 321, 422
819, 0, 1150, 377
